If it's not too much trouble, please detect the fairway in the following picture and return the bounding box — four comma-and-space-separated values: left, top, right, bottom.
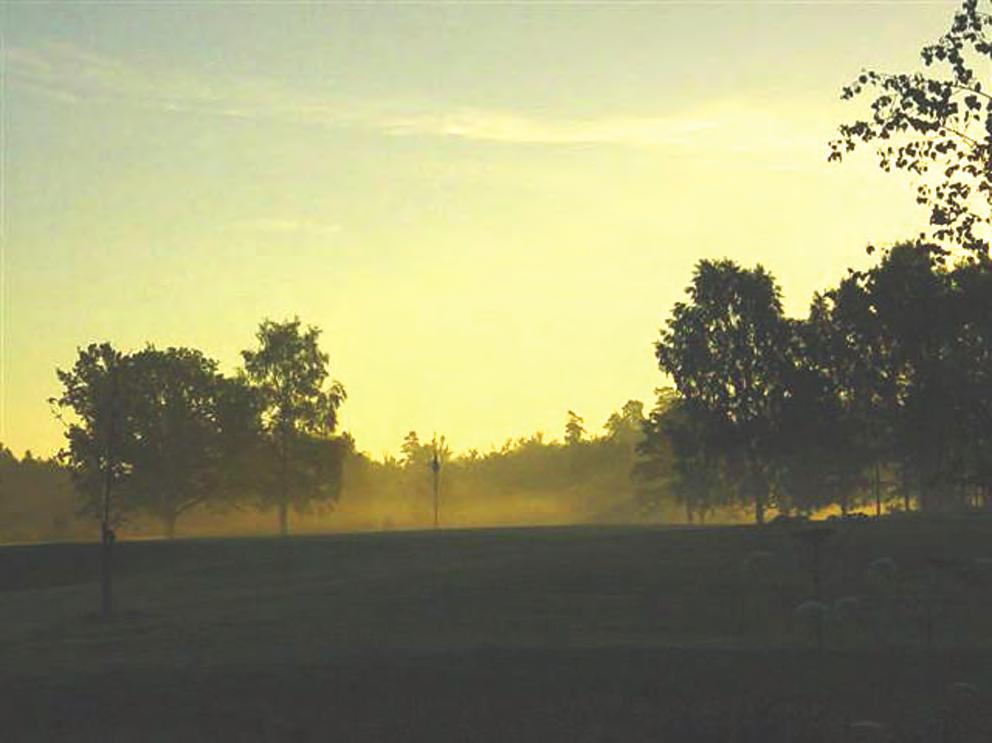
2, 520, 992, 741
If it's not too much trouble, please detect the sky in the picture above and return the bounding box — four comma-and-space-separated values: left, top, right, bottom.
0, 0, 958, 459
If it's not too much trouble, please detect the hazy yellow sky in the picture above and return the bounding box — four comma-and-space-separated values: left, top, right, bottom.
1, 1, 954, 459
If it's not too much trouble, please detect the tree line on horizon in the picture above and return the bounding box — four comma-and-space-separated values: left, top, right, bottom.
0, 395, 668, 543
0, 319, 663, 550
4, 235, 989, 551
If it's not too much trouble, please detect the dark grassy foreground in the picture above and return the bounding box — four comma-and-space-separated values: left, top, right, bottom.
2, 519, 992, 741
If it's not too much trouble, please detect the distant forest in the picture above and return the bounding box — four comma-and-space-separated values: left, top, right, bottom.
0, 397, 665, 543
0, 405, 653, 542
1, 238, 989, 544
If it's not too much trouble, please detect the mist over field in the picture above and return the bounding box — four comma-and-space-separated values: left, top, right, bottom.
0, 419, 700, 544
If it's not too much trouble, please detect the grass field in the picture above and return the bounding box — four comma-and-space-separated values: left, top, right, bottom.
2, 519, 992, 741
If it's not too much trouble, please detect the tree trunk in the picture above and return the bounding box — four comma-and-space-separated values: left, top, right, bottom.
278, 430, 290, 537
685, 502, 694, 524
753, 474, 766, 525
749, 454, 766, 525
99, 453, 114, 619
99, 365, 120, 621
100, 523, 113, 620
874, 464, 882, 518
900, 466, 911, 512
164, 512, 178, 540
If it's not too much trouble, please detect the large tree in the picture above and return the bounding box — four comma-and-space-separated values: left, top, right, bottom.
241, 318, 347, 536
656, 260, 792, 523
774, 313, 867, 516
870, 245, 958, 510
949, 259, 992, 503
51, 343, 135, 618
831, 0, 992, 259
125, 347, 261, 538
814, 264, 910, 513
818, 243, 974, 511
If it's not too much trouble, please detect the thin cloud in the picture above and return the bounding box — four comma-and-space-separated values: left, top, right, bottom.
8, 41, 822, 160
7, 42, 359, 127
383, 109, 720, 147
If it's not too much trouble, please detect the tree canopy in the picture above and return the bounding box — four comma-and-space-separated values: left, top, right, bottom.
831, 0, 992, 259
125, 346, 260, 537
241, 317, 348, 536
655, 259, 792, 523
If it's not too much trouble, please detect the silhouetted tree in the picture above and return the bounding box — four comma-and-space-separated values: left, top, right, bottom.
212, 373, 268, 504
430, 433, 447, 527
125, 347, 261, 538
872, 245, 958, 510
816, 269, 902, 514
949, 259, 992, 504
636, 389, 720, 523
0, 444, 11, 514
831, 0, 992, 258
564, 411, 586, 446
604, 400, 645, 445
51, 343, 135, 618
803, 242, 989, 512
774, 314, 867, 515
241, 318, 347, 536
656, 260, 792, 523
401, 431, 430, 469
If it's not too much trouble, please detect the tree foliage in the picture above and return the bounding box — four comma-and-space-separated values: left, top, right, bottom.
648, 247, 992, 522
564, 411, 586, 446
125, 346, 261, 537
655, 259, 792, 522
0, 445, 78, 542
635, 389, 719, 523
51, 343, 135, 616
831, 0, 992, 258
51, 344, 135, 530
241, 318, 347, 535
